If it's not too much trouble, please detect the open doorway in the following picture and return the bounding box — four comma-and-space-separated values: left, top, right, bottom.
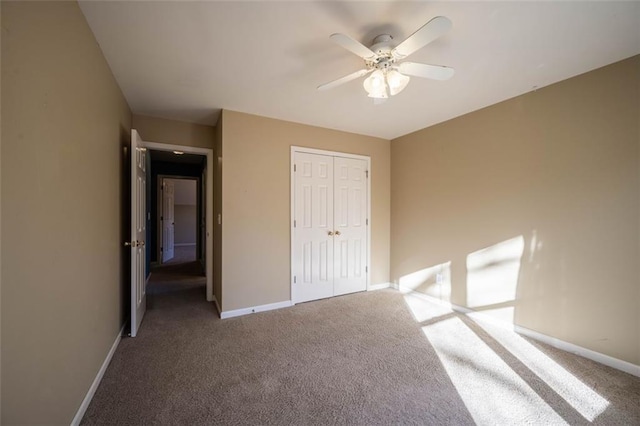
128, 130, 215, 336
160, 177, 198, 265
147, 150, 207, 301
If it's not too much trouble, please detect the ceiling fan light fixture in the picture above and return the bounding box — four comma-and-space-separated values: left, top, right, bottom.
387, 70, 410, 96
363, 70, 388, 98
319, 16, 454, 100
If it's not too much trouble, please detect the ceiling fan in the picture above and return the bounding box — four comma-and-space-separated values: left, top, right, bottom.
317, 16, 454, 99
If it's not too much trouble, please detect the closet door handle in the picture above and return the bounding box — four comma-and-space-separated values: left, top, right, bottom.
335, 231, 341, 236
328, 231, 334, 236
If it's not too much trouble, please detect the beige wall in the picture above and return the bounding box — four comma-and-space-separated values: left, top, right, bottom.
170, 178, 197, 245
0, 1, 4, 420
171, 178, 196, 205
133, 114, 214, 149
391, 56, 640, 365
1, 2, 132, 423
220, 110, 390, 311
175, 205, 197, 245
213, 117, 223, 307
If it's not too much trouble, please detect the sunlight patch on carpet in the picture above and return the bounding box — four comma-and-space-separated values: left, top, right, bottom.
423, 317, 567, 425
472, 319, 609, 421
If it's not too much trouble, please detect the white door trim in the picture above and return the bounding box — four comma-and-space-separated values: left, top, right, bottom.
138, 138, 215, 302
290, 146, 372, 303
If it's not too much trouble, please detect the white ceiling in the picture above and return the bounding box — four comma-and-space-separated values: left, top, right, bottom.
79, 1, 640, 140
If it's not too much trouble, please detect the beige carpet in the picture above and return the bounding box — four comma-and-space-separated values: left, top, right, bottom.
82, 286, 640, 425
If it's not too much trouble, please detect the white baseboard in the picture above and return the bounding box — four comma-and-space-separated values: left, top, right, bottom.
399, 286, 640, 378
368, 282, 392, 291
71, 325, 124, 426
220, 300, 293, 319
212, 295, 222, 317
174, 243, 196, 247
514, 325, 640, 378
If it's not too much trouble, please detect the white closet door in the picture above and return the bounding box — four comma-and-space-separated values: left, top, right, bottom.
333, 157, 368, 296
292, 152, 334, 303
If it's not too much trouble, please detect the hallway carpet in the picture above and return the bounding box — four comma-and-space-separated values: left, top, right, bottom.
162, 245, 197, 265
82, 289, 640, 425
148, 260, 205, 295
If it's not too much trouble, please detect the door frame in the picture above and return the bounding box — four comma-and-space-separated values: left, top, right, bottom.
139, 139, 214, 302
290, 146, 372, 303
157, 175, 201, 266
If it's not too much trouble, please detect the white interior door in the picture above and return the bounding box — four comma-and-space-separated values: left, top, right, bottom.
130, 130, 147, 337
292, 152, 334, 303
162, 179, 175, 262
292, 150, 369, 304
333, 157, 367, 296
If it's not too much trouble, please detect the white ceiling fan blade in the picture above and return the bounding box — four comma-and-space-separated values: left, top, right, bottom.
397, 62, 455, 81
330, 33, 377, 60
392, 16, 452, 59
317, 69, 372, 91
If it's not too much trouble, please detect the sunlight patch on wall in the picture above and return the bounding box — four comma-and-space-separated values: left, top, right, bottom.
473, 319, 609, 421
466, 236, 525, 323
398, 261, 451, 302
423, 317, 567, 425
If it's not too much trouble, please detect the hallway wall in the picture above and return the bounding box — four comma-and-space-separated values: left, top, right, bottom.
170, 178, 197, 245
1, 1, 132, 423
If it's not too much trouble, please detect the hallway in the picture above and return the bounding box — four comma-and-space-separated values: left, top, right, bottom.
147, 245, 206, 310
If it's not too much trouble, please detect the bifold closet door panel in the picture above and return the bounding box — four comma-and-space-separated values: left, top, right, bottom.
333, 156, 368, 296
292, 152, 335, 303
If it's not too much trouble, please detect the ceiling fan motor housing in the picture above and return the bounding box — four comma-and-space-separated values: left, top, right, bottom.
366, 34, 396, 71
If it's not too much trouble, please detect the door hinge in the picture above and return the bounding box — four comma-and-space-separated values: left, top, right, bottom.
294, 220, 296, 228
160, 247, 163, 252
294, 276, 297, 283
366, 218, 369, 226
160, 216, 163, 221
365, 170, 369, 178
294, 164, 297, 172
366, 266, 368, 273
